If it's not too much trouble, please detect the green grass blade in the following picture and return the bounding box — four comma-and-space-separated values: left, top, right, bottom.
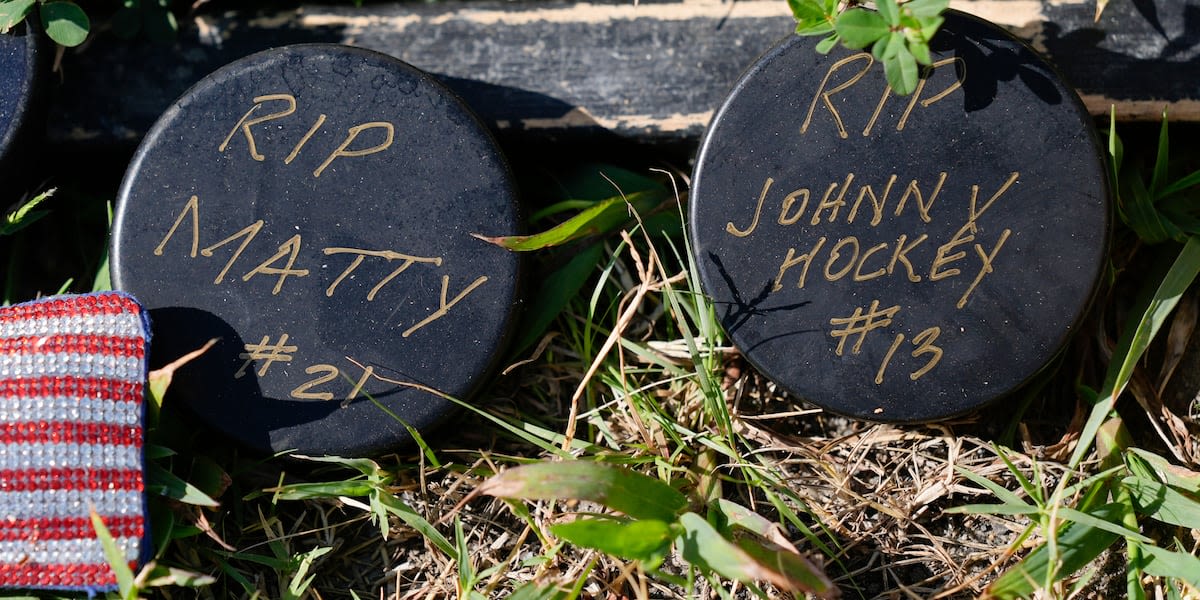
508, 581, 569, 600
355, 392, 442, 468
146, 462, 220, 507
92, 252, 111, 291
90, 509, 137, 599
394, 383, 573, 457
148, 498, 176, 560
1141, 544, 1200, 587
1122, 170, 1177, 243
586, 234, 628, 318
1149, 109, 1170, 198
403, 419, 442, 469
375, 491, 457, 558
91, 201, 114, 292
994, 444, 1042, 504
1069, 236, 1200, 471
0, 189, 52, 236
1056, 464, 1131, 500
1056, 507, 1151, 543
953, 466, 1032, 509
1108, 109, 1124, 176
516, 420, 604, 453
544, 163, 666, 204
530, 199, 601, 222
215, 558, 257, 594
218, 549, 297, 570
479, 461, 687, 522
1109, 476, 1148, 600
944, 503, 1041, 516
658, 234, 735, 442
984, 504, 1125, 600
475, 189, 665, 251
454, 517, 476, 596
284, 546, 331, 600
763, 489, 839, 559
1159, 169, 1200, 198
139, 564, 217, 588
290, 454, 381, 477
1158, 202, 1200, 237
267, 480, 374, 500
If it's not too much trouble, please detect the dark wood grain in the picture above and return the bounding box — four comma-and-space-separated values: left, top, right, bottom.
47, 0, 1200, 149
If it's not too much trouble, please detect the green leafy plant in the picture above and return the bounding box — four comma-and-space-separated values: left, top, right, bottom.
0, 0, 89, 47
787, 0, 949, 95
478, 461, 838, 597
788, 0, 1123, 94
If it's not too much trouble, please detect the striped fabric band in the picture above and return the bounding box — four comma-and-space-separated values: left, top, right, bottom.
0, 293, 149, 592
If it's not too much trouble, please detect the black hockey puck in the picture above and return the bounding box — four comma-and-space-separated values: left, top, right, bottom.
113, 44, 522, 455
0, 24, 44, 190
689, 11, 1109, 422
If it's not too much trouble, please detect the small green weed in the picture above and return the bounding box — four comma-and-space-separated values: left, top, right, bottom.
265, 454, 456, 557
478, 461, 837, 597
789, 0, 1121, 95
788, 0, 950, 95
0, 0, 187, 46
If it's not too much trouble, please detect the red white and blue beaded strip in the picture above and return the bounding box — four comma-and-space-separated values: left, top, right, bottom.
0, 292, 150, 592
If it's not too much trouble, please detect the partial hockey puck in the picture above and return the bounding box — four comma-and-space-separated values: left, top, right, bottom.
113, 44, 522, 455
0, 24, 44, 190
689, 11, 1109, 422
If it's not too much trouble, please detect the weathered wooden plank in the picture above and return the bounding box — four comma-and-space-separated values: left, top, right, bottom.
46, 0, 1200, 149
